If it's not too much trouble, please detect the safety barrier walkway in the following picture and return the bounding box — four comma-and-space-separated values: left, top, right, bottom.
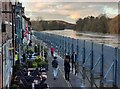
33, 31, 119, 88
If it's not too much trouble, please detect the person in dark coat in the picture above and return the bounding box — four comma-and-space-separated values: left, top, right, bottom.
65, 52, 70, 62
64, 55, 70, 81
71, 52, 77, 72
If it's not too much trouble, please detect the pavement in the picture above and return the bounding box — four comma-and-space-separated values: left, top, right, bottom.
46, 50, 84, 89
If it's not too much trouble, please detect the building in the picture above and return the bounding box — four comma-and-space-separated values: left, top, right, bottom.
0, 1, 2, 89
0, 0, 31, 88
1, 1, 13, 88
0, 0, 18, 88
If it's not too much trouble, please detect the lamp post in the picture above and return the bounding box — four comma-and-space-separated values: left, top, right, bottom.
12, 5, 15, 77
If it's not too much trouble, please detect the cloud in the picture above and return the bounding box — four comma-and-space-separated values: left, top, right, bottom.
24, 2, 119, 23
103, 6, 118, 17
19, 0, 119, 2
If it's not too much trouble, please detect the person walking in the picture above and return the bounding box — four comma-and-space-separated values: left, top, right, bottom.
71, 52, 77, 74
50, 46, 54, 57
52, 56, 59, 80
64, 55, 70, 81
66, 52, 70, 62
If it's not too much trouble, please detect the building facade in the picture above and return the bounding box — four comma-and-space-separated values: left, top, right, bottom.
0, 0, 31, 88
2, 1, 13, 88
0, 1, 2, 89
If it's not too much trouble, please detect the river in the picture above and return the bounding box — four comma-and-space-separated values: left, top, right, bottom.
40, 29, 119, 48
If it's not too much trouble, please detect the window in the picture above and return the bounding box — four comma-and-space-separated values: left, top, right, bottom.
9, 14, 11, 22
4, 4, 7, 19
5, 4, 7, 10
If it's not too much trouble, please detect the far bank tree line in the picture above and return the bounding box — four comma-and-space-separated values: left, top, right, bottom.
31, 14, 120, 34
75, 14, 120, 34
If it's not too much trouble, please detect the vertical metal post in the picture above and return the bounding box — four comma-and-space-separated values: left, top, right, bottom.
71, 38, 74, 54
68, 41, 70, 55
83, 40, 85, 64
100, 44, 104, 87
90, 42, 94, 87
62, 36, 64, 57
64, 37, 65, 56
76, 39, 79, 75
61, 37, 62, 57
82, 40, 85, 84
76, 39, 79, 60
65, 37, 68, 53
12, 5, 15, 76
113, 47, 117, 87
60, 39, 61, 56
64, 37, 66, 55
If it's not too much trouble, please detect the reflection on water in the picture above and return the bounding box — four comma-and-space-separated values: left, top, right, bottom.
43, 30, 79, 38
42, 29, 119, 48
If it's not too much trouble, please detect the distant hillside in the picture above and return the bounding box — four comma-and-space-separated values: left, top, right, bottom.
31, 15, 120, 34
31, 20, 75, 31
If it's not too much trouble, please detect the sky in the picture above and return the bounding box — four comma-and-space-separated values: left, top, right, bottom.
19, 0, 119, 24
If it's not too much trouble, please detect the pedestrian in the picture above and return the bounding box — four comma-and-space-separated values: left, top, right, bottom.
71, 52, 77, 74
64, 55, 70, 81
50, 46, 54, 57
52, 56, 59, 80
66, 52, 70, 62
44, 51, 48, 60
23, 52, 26, 62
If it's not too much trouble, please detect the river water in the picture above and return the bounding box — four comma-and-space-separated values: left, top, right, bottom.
41, 29, 119, 48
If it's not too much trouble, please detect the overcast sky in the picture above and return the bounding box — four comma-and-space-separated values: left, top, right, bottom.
19, 0, 119, 24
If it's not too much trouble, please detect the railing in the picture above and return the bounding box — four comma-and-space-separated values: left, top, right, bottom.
34, 32, 119, 88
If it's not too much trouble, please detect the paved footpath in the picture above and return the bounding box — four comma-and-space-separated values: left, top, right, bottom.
46, 50, 84, 89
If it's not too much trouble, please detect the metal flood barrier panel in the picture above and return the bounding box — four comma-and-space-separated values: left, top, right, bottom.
33, 32, 119, 88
